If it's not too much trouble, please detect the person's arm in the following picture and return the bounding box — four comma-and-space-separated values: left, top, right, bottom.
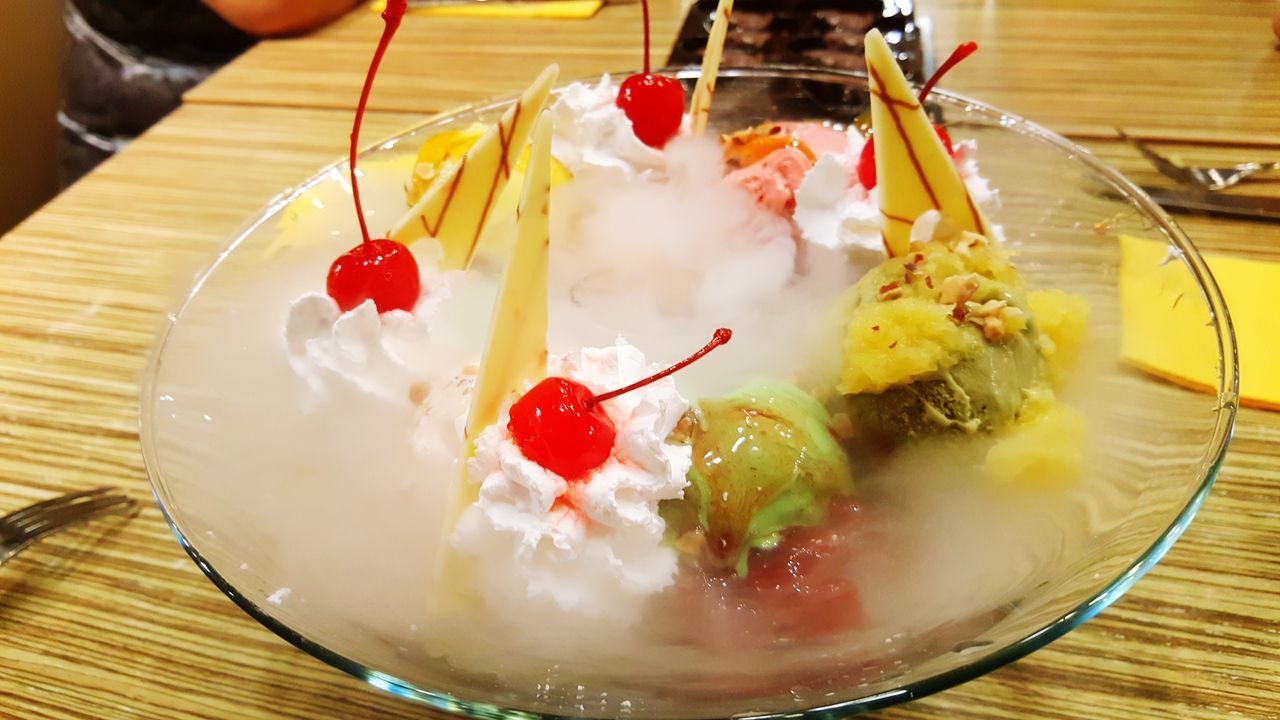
202, 0, 361, 38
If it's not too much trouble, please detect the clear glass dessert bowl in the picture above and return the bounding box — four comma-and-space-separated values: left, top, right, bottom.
140, 67, 1238, 718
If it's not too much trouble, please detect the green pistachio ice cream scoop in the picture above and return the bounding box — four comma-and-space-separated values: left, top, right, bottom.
663, 381, 855, 575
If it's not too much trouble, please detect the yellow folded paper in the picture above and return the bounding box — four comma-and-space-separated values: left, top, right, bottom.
371, 0, 603, 19
1119, 234, 1277, 410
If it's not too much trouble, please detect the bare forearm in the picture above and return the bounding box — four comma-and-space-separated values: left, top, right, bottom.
202, 0, 361, 37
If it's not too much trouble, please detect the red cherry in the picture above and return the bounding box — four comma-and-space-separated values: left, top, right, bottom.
509, 377, 617, 481
508, 328, 732, 481
326, 238, 421, 313
324, 0, 423, 314
856, 137, 877, 190
616, 0, 684, 149
617, 73, 686, 149
856, 125, 956, 191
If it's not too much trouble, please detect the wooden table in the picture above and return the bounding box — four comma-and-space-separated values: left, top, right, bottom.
2, 2, 1277, 719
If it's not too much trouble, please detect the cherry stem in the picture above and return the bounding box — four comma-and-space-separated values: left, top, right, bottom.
350, 0, 407, 245
917, 42, 978, 104
590, 328, 732, 406
640, 0, 651, 74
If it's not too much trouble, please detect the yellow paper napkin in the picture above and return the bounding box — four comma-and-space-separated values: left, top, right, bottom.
1119, 234, 1278, 410
371, 0, 603, 19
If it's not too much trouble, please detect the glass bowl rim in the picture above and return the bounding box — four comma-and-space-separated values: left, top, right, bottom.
139, 64, 1240, 719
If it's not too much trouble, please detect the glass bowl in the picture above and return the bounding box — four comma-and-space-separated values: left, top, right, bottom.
140, 67, 1238, 718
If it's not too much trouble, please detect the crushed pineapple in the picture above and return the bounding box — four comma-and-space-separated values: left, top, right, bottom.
984, 399, 1085, 488
839, 236, 1034, 396
1028, 289, 1090, 382
839, 297, 978, 394
407, 123, 573, 206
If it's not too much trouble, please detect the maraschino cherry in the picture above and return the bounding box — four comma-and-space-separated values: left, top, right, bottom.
508, 329, 733, 481
326, 0, 422, 314
615, 0, 685, 149
857, 42, 979, 190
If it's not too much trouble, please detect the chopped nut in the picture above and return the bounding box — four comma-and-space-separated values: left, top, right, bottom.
938, 274, 980, 305
878, 281, 904, 301
951, 231, 989, 256
970, 299, 1009, 317
903, 261, 926, 284
981, 316, 1005, 341
964, 299, 1028, 340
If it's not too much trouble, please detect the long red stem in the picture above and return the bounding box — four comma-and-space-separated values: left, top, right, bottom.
640, 0, 651, 74
917, 42, 978, 103
591, 328, 732, 406
350, 0, 407, 245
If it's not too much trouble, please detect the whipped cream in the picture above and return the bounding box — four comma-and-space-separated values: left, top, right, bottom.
551, 75, 669, 182
452, 338, 692, 622
284, 272, 449, 407
793, 134, 999, 253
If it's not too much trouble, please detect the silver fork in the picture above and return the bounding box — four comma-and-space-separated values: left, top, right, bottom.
0, 487, 137, 565
1119, 129, 1280, 192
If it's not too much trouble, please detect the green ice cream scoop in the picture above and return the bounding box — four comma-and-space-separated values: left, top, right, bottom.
663, 381, 855, 575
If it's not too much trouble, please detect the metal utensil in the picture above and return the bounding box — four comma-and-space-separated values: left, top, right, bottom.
0, 487, 137, 565
1139, 186, 1280, 223
1120, 129, 1280, 192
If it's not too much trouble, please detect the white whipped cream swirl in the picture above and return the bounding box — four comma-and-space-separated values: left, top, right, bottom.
452, 337, 692, 622
284, 273, 448, 406
794, 135, 999, 253
551, 75, 674, 181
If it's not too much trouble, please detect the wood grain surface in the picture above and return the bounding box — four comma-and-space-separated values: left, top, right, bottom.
3, 1, 1280, 719
185, 0, 1280, 145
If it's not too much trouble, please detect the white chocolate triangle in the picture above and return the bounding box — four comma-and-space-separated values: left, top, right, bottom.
432, 112, 554, 605
390, 64, 558, 269
866, 30, 988, 256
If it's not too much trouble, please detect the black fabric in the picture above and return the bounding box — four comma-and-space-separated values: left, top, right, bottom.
68, 0, 254, 65
58, 0, 256, 187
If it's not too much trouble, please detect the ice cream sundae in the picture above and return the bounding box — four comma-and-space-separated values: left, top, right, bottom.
254, 0, 1099, 706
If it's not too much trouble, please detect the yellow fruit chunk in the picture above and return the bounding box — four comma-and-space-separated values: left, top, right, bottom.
865, 29, 989, 257
390, 64, 559, 269
985, 400, 1084, 489
406, 124, 488, 206
1028, 289, 1090, 384
408, 125, 572, 207
722, 123, 817, 169
839, 297, 978, 394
